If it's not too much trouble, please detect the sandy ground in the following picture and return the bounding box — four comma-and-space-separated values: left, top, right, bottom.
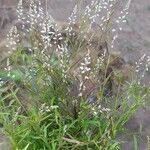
0, 0, 150, 149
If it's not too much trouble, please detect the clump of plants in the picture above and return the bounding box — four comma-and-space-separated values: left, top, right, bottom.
0, 0, 149, 149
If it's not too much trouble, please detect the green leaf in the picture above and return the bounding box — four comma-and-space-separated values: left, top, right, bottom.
23, 143, 30, 150
133, 135, 138, 150
0, 70, 24, 81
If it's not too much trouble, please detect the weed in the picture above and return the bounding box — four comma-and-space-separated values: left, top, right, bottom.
0, 0, 149, 149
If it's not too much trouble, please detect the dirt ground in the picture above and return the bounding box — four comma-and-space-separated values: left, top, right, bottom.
0, 0, 150, 149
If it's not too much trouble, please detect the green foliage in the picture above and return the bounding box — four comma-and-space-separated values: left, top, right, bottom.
0, 55, 148, 149
0, 0, 149, 149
